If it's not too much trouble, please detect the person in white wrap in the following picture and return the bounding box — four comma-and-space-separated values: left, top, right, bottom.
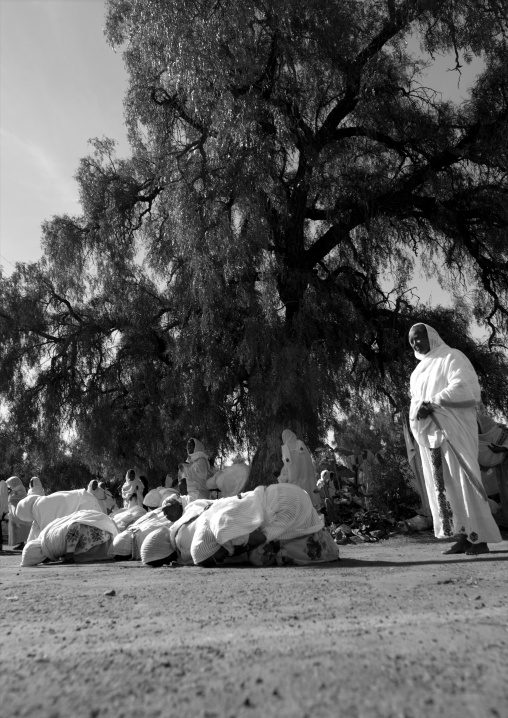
110, 497, 183, 561
182, 438, 211, 500
15, 488, 102, 542
27, 477, 45, 497
477, 411, 508, 526
277, 430, 320, 507
190, 483, 338, 567
408, 323, 502, 555
21, 510, 118, 566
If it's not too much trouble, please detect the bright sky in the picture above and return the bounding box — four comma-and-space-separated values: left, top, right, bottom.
0, 0, 128, 273
0, 0, 483, 309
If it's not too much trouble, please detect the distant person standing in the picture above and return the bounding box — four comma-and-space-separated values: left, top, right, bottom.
408, 323, 502, 555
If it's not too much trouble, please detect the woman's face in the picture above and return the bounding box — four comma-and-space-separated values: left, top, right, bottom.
409, 325, 430, 355
187, 439, 195, 454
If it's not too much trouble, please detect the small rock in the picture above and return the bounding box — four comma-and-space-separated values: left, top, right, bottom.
5, 596, 19, 601
104, 589, 116, 597
474, 595, 482, 600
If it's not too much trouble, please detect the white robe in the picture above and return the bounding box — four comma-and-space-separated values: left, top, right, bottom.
21, 510, 118, 565
18, 489, 102, 542
409, 326, 501, 544
277, 430, 320, 507
191, 484, 324, 564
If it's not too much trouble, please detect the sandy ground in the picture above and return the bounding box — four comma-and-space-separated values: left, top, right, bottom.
1, 533, 507, 718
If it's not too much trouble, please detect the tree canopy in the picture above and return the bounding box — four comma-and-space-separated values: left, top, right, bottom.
1, 0, 508, 483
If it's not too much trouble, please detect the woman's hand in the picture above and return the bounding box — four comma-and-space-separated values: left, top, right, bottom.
416, 402, 434, 420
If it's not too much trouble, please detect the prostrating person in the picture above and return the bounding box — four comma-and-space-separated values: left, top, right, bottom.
21, 510, 118, 566
16, 488, 102, 542
408, 323, 502, 555
191, 483, 339, 567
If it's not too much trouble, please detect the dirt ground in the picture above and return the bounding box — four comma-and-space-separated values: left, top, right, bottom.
1, 533, 507, 718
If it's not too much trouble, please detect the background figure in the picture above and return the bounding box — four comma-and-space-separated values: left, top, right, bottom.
87, 480, 107, 513
0, 480, 8, 549
206, 456, 250, 498
6, 476, 31, 550
408, 323, 502, 555
98, 482, 117, 514
183, 438, 211, 501
27, 477, 45, 497
477, 411, 508, 527
120, 469, 144, 507
277, 430, 320, 508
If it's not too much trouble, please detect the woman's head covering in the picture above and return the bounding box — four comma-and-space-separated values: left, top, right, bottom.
190, 519, 221, 565
28, 477, 45, 497
140, 527, 173, 565
188, 438, 207, 458
282, 429, 297, 445
409, 323, 445, 360
143, 489, 162, 509
20, 540, 46, 567
161, 492, 181, 507
111, 531, 133, 557
6, 476, 27, 501
15, 494, 39, 523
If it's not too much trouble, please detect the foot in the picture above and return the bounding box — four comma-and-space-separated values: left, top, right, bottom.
442, 535, 471, 554
465, 542, 490, 555
13, 542, 25, 551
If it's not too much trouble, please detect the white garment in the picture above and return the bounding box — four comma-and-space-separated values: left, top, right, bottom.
184, 439, 211, 500
277, 430, 320, 507
191, 484, 324, 564
21, 510, 118, 565
114, 507, 170, 560
112, 505, 146, 532
206, 462, 250, 497
20, 489, 101, 542
168, 500, 212, 565
409, 324, 501, 544
121, 475, 144, 507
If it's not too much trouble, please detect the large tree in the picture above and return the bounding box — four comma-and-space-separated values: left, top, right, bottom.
1, 0, 508, 483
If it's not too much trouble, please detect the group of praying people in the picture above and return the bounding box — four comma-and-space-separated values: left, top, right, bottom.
1, 435, 339, 569
1, 321, 507, 568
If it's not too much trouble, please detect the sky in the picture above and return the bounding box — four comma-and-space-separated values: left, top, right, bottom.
0, 0, 484, 307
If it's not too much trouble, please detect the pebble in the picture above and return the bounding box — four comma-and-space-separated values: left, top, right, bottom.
104, 589, 116, 597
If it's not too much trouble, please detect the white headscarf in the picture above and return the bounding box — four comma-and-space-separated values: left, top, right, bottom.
28, 477, 45, 497
143, 489, 162, 509
140, 527, 173, 564
15, 495, 39, 523
409, 323, 445, 361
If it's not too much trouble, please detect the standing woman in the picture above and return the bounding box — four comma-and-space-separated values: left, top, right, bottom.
6, 476, 31, 550
183, 438, 211, 501
408, 323, 502, 555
